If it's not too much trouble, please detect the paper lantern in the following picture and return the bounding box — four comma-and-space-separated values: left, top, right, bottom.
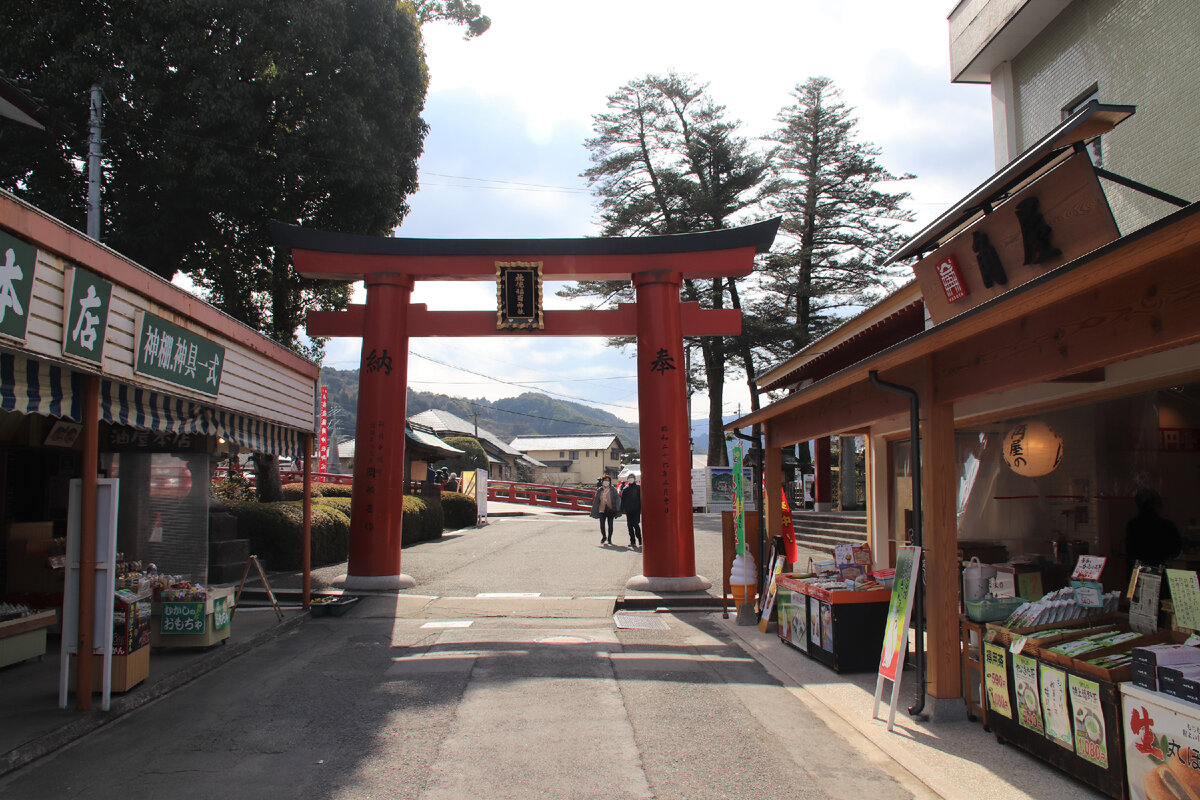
1002, 421, 1063, 477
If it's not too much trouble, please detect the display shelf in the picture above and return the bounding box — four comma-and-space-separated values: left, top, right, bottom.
0, 610, 56, 668
775, 577, 890, 673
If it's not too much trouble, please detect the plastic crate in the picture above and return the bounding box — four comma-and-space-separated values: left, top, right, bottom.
965, 596, 1025, 622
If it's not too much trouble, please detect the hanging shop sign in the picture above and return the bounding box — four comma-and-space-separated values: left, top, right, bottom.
912, 152, 1119, 324
496, 261, 544, 330
62, 265, 113, 365
318, 385, 329, 473
0, 229, 38, 343
104, 425, 208, 453
134, 311, 225, 396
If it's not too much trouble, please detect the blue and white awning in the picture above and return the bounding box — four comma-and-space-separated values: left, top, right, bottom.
1, 352, 307, 459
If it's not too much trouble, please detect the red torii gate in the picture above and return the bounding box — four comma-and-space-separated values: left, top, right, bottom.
271, 220, 779, 591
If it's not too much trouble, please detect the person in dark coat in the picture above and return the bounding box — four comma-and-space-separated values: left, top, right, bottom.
1126, 489, 1182, 574
591, 477, 620, 545
620, 475, 642, 547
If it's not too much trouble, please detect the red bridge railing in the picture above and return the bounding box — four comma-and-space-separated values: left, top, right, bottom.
487, 480, 594, 512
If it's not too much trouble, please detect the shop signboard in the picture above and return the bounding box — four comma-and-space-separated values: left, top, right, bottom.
1130, 572, 1162, 635
1070, 674, 1109, 769
1012, 653, 1045, 734
1122, 683, 1200, 800
706, 467, 756, 512
213, 596, 231, 630
495, 261, 544, 330
911, 152, 1119, 325
872, 546, 922, 731
0, 229, 38, 343
984, 643, 1013, 719
732, 442, 745, 555
134, 310, 225, 396
809, 598, 821, 648
1041, 663, 1075, 751
318, 386, 329, 473
161, 602, 206, 634
62, 266, 113, 365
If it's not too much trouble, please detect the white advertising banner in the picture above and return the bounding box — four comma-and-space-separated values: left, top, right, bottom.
1122, 683, 1200, 800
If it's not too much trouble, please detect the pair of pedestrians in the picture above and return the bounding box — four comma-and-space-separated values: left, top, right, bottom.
591, 477, 642, 547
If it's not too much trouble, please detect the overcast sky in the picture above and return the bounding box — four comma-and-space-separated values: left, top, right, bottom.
319, 0, 997, 425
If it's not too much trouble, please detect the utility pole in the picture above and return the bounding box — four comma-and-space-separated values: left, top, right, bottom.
86, 85, 103, 241
472, 412, 479, 437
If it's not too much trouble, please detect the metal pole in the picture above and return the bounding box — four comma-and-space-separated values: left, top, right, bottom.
86, 85, 102, 241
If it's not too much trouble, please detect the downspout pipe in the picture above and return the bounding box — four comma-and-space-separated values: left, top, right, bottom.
868, 370, 926, 718
732, 427, 766, 602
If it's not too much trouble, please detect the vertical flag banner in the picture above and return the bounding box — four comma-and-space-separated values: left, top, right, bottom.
780, 487, 798, 564
318, 386, 329, 473
732, 442, 745, 555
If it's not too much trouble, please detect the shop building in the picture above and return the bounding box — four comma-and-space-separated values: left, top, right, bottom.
0, 188, 318, 701
733, 0, 1199, 726
509, 433, 626, 485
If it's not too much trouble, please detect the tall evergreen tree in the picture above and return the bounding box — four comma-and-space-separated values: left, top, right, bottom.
568, 73, 764, 465
752, 77, 914, 366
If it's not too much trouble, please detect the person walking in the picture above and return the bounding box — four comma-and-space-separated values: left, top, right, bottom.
591, 477, 620, 545
621, 475, 642, 547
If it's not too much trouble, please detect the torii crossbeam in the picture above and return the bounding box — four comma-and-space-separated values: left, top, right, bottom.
271, 219, 779, 591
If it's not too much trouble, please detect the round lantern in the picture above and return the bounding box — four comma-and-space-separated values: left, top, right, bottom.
1002, 421, 1063, 477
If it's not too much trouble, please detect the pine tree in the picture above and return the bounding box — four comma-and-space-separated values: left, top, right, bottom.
569, 73, 765, 465
752, 77, 915, 366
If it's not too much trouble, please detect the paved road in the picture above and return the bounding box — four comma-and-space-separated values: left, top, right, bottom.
0, 516, 929, 800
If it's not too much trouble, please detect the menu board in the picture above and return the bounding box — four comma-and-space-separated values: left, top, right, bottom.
1130, 572, 1162, 635
1040, 664, 1074, 751
1070, 674, 1109, 768
1166, 570, 1200, 630
984, 643, 1013, 719
1012, 653, 1045, 734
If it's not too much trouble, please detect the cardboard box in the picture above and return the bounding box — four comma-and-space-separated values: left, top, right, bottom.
68, 646, 150, 693
1158, 665, 1200, 704
1132, 643, 1200, 670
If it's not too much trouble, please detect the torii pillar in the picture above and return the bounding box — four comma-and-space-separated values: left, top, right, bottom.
271, 219, 779, 592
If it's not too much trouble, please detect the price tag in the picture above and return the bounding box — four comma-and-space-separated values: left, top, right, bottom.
1166, 570, 1200, 630
1072, 555, 1106, 582
1072, 580, 1103, 608
1010, 635, 1028, 655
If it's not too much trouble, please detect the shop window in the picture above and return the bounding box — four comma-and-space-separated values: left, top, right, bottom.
570, 450, 579, 460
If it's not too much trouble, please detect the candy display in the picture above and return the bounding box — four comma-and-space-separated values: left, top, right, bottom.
0, 602, 37, 622
1003, 587, 1122, 628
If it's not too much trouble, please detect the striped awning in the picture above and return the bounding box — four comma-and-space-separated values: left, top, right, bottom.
1, 351, 307, 459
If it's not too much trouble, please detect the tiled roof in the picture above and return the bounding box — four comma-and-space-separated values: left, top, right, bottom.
409, 409, 523, 457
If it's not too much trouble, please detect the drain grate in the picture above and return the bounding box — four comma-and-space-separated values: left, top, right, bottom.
613, 613, 669, 630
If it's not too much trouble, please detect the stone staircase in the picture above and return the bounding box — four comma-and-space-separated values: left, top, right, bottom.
207, 510, 250, 584
791, 510, 868, 556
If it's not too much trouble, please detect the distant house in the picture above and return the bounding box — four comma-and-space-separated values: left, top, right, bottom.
509, 434, 626, 485
408, 409, 539, 481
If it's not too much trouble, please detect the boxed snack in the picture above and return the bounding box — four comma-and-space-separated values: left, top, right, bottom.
1132, 643, 1200, 671
1158, 664, 1200, 704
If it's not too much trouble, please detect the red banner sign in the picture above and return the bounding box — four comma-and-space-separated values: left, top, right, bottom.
318, 386, 329, 473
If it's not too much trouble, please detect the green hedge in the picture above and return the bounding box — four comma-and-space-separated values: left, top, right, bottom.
315, 496, 353, 517
317, 482, 354, 498
225, 500, 349, 571
402, 495, 443, 545
441, 491, 478, 530
281, 482, 322, 500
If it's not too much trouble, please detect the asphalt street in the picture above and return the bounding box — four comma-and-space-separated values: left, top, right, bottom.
0, 515, 931, 800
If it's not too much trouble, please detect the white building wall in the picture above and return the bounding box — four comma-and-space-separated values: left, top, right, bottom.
1006, 0, 1200, 232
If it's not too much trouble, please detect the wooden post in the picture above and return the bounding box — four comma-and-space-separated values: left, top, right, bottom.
814, 437, 832, 511
764, 430, 783, 555
921, 365, 962, 700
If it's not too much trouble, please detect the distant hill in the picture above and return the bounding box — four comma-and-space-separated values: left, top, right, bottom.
319, 367, 640, 449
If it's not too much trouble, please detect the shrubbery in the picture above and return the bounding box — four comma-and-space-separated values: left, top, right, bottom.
224, 500, 349, 571
315, 496, 353, 517
213, 474, 256, 503
317, 482, 354, 498
281, 482, 322, 500
402, 495, 443, 545
441, 491, 478, 530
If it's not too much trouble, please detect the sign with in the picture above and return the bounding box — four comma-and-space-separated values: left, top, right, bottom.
62, 266, 113, 364
318, 386, 329, 473
134, 311, 225, 396
1166, 570, 1200, 630
1040, 663, 1075, 751
44, 420, 83, 448
1070, 674, 1108, 768
878, 545, 921, 682
0, 229, 37, 343
160, 601, 206, 634
911, 153, 1119, 325
1073, 555, 1107, 581
1012, 653, 1045, 735
213, 596, 230, 631
495, 261, 544, 330
1072, 579, 1105, 608
105, 426, 206, 453
1123, 684, 1200, 800
984, 642, 1013, 719
732, 442, 745, 555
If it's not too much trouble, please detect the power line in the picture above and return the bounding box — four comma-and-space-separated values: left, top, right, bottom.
458, 398, 637, 432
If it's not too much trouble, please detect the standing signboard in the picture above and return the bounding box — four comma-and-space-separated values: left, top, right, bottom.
59, 479, 120, 711
872, 545, 921, 731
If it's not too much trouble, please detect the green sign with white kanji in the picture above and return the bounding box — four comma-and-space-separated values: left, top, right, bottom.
62, 266, 113, 364
160, 601, 206, 634
134, 311, 225, 396
0, 230, 38, 343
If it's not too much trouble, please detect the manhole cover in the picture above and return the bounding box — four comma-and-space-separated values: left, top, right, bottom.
613, 613, 669, 630
536, 635, 591, 644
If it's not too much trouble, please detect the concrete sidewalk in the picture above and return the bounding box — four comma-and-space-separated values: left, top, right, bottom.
0, 605, 306, 777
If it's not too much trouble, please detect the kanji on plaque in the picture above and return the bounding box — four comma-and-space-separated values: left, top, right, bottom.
134, 310, 225, 396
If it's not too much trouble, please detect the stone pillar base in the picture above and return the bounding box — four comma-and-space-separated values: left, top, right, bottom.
625, 574, 712, 593
333, 573, 415, 591
813, 502, 834, 512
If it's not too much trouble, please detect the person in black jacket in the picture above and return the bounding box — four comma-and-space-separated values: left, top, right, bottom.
621, 475, 642, 548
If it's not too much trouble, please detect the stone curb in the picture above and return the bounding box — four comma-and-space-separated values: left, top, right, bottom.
0, 612, 308, 778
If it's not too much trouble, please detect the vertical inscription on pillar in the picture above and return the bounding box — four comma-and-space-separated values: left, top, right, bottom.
660, 425, 670, 516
